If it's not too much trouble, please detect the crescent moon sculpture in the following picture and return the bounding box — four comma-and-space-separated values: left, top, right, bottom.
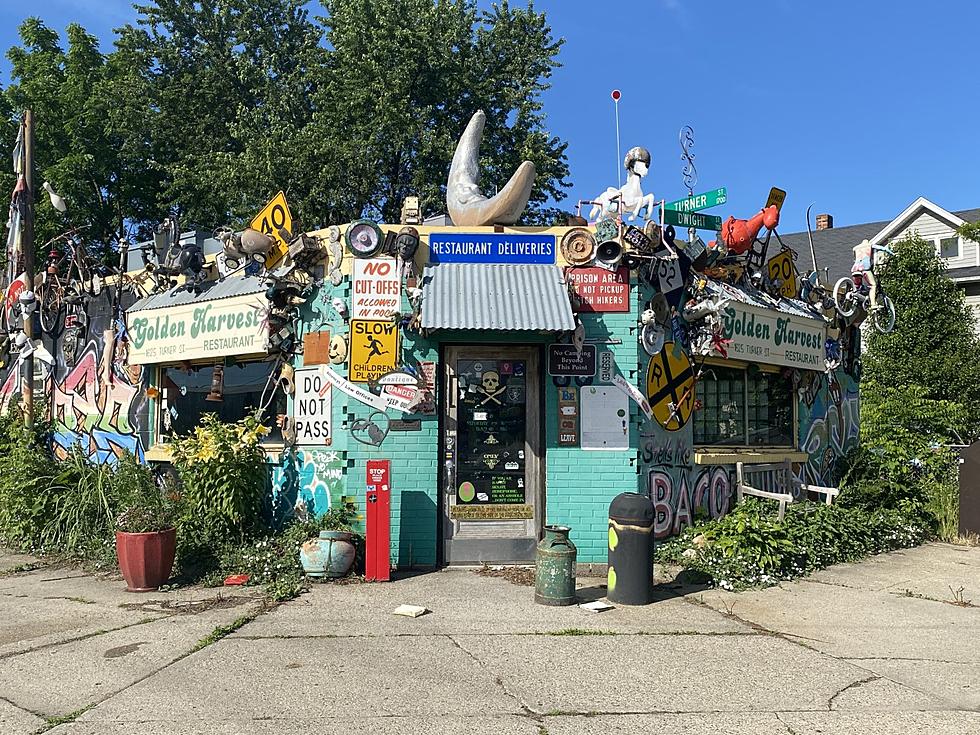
446, 110, 536, 227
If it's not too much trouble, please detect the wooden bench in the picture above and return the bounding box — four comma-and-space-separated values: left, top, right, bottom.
735, 460, 840, 521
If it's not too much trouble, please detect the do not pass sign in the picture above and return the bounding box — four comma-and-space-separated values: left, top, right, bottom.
293, 367, 332, 444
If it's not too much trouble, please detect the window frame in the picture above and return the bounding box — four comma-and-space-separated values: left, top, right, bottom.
151, 355, 285, 450
693, 358, 798, 450
938, 235, 961, 260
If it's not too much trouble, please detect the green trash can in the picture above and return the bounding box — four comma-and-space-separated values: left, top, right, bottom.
607, 492, 654, 605
534, 525, 577, 606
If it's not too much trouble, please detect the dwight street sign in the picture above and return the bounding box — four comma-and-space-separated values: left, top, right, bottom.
665, 187, 727, 213
663, 209, 722, 231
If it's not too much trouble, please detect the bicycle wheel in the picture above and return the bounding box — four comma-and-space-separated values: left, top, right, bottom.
38, 280, 64, 335
833, 277, 856, 317
872, 295, 896, 333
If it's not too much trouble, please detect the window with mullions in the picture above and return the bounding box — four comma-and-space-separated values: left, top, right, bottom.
694, 365, 794, 447
159, 360, 286, 442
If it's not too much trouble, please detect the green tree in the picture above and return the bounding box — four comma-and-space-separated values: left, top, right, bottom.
312, 0, 570, 225
113, 0, 327, 231
2, 19, 126, 263
862, 233, 980, 440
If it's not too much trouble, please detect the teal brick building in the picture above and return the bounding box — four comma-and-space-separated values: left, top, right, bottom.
113, 222, 857, 569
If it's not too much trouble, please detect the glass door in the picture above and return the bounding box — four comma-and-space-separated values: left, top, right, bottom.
443, 346, 541, 563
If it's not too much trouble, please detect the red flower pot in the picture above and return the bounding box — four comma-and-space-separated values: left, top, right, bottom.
115, 529, 177, 592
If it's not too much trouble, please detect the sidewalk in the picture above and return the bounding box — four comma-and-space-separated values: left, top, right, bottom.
1, 543, 979, 734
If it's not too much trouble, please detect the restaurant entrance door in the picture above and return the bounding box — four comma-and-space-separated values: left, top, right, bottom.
442, 346, 542, 564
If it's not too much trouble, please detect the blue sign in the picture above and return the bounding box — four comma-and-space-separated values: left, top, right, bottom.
429, 233, 556, 264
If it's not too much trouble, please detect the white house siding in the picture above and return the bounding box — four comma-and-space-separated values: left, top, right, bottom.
887, 211, 978, 269
963, 286, 980, 336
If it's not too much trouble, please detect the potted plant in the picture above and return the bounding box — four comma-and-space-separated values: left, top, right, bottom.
299, 505, 358, 579
114, 465, 180, 592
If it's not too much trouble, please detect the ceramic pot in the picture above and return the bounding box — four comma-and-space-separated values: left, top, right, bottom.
300, 530, 356, 578
115, 528, 177, 592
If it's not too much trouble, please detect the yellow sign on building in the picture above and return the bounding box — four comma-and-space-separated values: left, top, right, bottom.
645, 342, 695, 431
250, 191, 293, 268
349, 319, 398, 383
767, 249, 798, 299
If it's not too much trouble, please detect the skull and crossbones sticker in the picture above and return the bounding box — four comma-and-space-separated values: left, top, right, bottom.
478, 370, 506, 405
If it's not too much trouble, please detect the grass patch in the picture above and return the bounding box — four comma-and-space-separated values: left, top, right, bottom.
0, 561, 45, 577
191, 614, 256, 653
547, 628, 617, 637
39, 704, 95, 731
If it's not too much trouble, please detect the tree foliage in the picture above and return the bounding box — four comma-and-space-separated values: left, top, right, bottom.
862, 233, 980, 439
0, 0, 571, 265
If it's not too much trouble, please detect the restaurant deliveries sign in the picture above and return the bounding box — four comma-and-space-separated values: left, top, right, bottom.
428, 232, 556, 264
126, 292, 266, 364
721, 302, 825, 370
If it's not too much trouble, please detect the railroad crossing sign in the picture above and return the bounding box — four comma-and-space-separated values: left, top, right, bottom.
645, 341, 695, 431
665, 187, 727, 213
662, 209, 722, 232
251, 191, 294, 268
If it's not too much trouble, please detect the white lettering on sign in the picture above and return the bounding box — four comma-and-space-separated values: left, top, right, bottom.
720, 302, 826, 370
353, 258, 401, 320
293, 368, 332, 445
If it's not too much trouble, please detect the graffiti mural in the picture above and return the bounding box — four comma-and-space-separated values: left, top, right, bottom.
270, 448, 353, 525
798, 369, 860, 486
640, 435, 732, 538
0, 289, 150, 464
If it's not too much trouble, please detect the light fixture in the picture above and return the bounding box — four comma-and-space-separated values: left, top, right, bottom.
205, 363, 225, 402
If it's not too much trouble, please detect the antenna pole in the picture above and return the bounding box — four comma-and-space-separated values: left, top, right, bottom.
611, 90, 622, 186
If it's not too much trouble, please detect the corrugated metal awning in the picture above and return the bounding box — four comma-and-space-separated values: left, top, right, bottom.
704, 277, 828, 322
126, 275, 267, 313
420, 263, 575, 331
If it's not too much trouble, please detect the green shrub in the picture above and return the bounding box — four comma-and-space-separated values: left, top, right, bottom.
169, 414, 268, 535
657, 498, 930, 591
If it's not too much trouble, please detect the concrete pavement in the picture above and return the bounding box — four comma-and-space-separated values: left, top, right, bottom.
0, 543, 977, 734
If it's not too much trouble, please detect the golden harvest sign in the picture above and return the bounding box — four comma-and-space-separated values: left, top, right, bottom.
721, 302, 825, 370
126, 293, 266, 364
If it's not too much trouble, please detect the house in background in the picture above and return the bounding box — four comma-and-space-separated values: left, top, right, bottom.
777, 197, 980, 328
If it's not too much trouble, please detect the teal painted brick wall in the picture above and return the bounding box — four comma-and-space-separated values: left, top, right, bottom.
543, 288, 641, 562
278, 267, 644, 567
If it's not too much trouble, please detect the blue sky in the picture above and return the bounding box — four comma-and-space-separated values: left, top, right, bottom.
1, 0, 977, 232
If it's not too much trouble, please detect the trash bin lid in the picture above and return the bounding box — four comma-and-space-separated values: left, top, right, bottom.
608, 491, 655, 526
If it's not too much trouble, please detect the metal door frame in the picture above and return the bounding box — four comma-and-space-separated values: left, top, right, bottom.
437, 343, 545, 565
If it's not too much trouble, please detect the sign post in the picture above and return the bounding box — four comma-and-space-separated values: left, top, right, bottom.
365, 460, 391, 582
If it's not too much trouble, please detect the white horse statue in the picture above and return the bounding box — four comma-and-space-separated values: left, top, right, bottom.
590, 146, 656, 222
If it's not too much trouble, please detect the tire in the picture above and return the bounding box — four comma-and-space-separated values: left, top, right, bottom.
833, 277, 856, 317
38, 285, 63, 335
872, 295, 896, 333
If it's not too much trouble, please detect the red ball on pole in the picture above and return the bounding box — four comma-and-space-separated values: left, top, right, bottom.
611, 89, 622, 102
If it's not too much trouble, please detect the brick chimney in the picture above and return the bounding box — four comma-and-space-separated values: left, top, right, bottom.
815, 213, 834, 230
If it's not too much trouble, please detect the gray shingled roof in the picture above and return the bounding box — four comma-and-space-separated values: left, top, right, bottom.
775, 208, 980, 283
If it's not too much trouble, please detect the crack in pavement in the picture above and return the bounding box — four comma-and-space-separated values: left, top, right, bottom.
827, 675, 880, 710
0, 616, 167, 661
685, 591, 953, 709
230, 630, 760, 641
444, 634, 540, 720
774, 711, 801, 735
16, 599, 269, 730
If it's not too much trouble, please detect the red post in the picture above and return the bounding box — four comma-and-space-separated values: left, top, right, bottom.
365, 459, 391, 581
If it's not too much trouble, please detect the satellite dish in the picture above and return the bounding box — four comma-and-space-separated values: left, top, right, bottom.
641, 323, 666, 356
345, 219, 384, 258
